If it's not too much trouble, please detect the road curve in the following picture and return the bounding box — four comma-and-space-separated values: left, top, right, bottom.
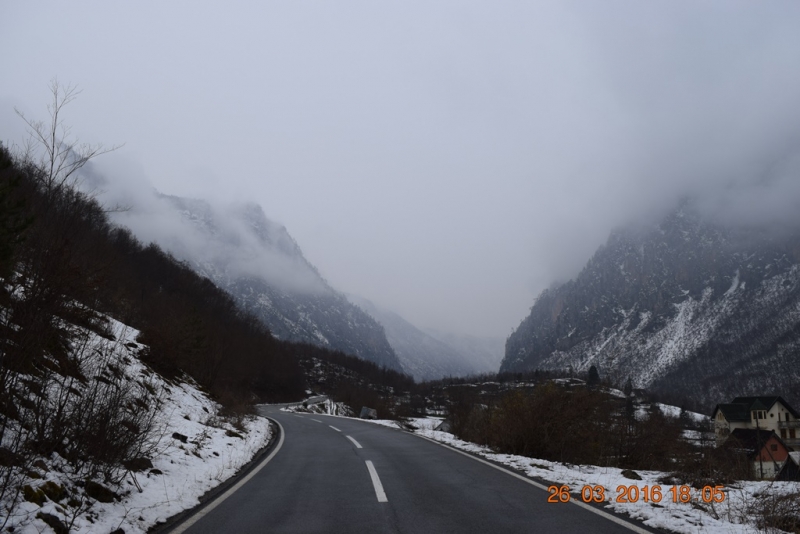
174, 407, 657, 533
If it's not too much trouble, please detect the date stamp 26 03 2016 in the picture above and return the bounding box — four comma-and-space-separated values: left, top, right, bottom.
547, 484, 726, 504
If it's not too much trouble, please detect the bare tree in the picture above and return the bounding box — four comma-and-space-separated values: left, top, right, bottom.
14, 79, 121, 196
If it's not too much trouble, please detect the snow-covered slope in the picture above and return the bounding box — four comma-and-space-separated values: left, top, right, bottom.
2, 317, 272, 534
502, 202, 800, 408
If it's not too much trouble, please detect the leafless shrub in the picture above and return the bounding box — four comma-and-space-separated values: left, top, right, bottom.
452, 382, 686, 469
59, 327, 164, 483
750, 488, 800, 534
13, 79, 120, 198
0, 318, 165, 530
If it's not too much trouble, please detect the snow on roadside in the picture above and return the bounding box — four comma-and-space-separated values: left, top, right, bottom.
5, 318, 273, 534
281, 398, 353, 417
654, 403, 708, 424
335, 415, 799, 534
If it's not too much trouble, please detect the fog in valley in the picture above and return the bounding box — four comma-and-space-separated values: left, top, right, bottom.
3, 1, 800, 337
82, 160, 331, 295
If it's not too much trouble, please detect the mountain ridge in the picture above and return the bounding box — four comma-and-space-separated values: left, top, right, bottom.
501, 202, 800, 409
347, 294, 480, 381
120, 193, 403, 371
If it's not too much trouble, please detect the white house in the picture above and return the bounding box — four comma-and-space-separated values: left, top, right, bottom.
712, 396, 799, 449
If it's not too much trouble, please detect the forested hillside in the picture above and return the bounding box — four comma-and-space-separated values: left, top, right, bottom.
0, 143, 309, 405
160, 195, 403, 371
87, 185, 404, 372
0, 134, 412, 413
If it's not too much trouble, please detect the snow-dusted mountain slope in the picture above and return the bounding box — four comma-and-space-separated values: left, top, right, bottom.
502, 202, 800, 408
166, 196, 402, 371
115, 194, 402, 371
348, 295, 479, 381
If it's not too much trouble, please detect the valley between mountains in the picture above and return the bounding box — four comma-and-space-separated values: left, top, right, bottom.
2, 112, 799, 534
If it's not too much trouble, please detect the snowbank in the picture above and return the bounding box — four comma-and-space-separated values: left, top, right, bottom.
4, 318, 273, 534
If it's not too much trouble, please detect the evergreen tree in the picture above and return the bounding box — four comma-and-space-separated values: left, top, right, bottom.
0, 145, 31, 278
587, 365, 600, 387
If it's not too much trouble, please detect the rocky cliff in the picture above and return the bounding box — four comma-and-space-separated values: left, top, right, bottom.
502, 202, 800, 409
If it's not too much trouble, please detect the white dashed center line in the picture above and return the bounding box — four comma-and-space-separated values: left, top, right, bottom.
329, 425, 341, 432
311, 419, 322, 423
346, 435, 363, 449
365, 461, 388, 502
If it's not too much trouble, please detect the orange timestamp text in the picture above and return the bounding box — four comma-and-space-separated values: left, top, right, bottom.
547, 484, 726, 504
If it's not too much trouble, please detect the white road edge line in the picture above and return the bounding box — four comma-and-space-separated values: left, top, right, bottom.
345, 435, 363, 449
329, 425, 342, 432
413, 434, 651, 534
172, 418, 285, 534
365, 460, 388, 502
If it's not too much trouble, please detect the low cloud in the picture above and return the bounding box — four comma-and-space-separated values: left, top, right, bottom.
83, 156, 329, 296
3, 2, 800, 336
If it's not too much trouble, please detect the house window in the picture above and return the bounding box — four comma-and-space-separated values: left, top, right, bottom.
791, 429, 797, 439
781, 429, 787, 439
771, 444, 778, 452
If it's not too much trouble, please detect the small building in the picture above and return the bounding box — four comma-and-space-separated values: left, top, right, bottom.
712, 396, 799, 448
776, 451, 800, 482
722, 428, 791, 479
434, 418, 452, 433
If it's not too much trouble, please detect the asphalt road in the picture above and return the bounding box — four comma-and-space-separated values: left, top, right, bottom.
175, 407, 657, 533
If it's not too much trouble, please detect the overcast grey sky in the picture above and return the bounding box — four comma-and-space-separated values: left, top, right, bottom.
2, 1, 800, 338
